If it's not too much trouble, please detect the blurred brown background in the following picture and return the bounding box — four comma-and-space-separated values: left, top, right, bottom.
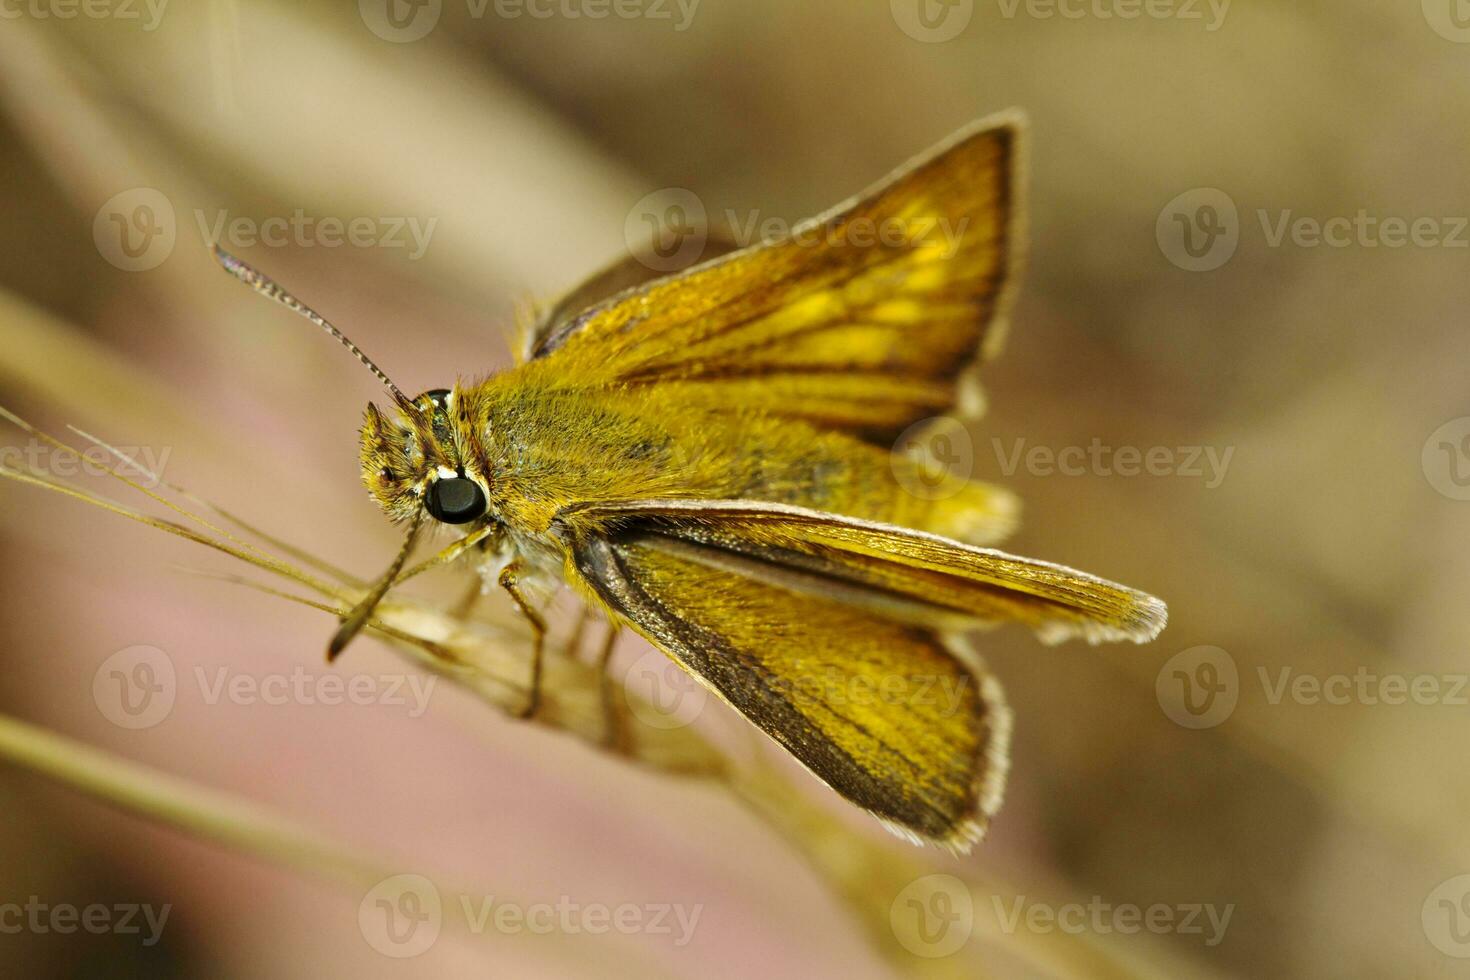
1, 1, 1468, 977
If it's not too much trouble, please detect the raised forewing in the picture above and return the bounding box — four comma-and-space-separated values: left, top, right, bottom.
532, 113, 1026, 441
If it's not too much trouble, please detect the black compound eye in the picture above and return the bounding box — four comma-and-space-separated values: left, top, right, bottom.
425, 477, 486, 524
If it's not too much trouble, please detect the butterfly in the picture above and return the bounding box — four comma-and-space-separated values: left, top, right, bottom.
214, 109, 1165, 851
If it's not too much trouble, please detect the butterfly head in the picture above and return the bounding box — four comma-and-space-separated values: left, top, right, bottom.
360, 386, 491, 527
210, 245, 498, 659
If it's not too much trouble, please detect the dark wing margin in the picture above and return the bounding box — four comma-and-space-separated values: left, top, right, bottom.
570, 529, 1011, 850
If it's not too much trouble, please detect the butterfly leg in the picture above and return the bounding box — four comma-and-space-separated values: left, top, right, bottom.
448, 532, 497, 622
595, 623, 626, 751
498, 563, 545, 719
562, 604, 591, 659
449, 576, 483, 621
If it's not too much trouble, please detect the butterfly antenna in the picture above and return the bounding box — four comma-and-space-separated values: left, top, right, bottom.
211, 244, 409, 403
327, 511, 425, 662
